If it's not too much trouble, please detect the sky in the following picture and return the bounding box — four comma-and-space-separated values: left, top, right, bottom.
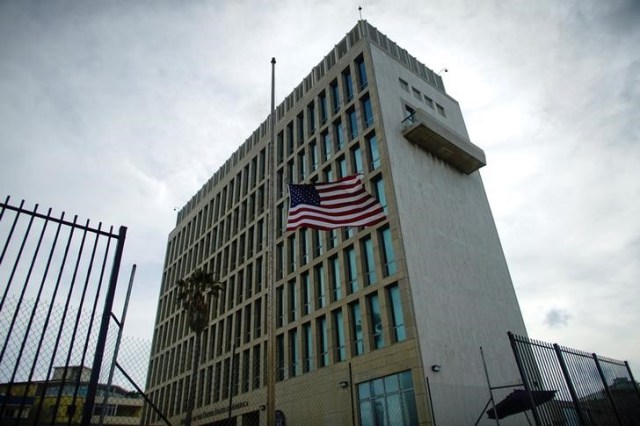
1, 0, 639, 378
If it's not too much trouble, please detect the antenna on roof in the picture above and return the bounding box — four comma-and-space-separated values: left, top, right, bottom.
358, 6, 363, 20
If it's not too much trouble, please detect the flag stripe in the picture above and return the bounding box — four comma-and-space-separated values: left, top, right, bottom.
286, 174, 386, 231
288, 197, 381, 219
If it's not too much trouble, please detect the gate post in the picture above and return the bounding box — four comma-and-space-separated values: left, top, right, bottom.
507, 332, 542, 425
81, 226, 127, 425
625, 361, 640, 400
593, 354, 623, 425
554, 344, 586, 425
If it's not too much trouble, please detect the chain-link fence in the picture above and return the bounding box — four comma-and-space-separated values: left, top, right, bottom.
0, 295, 151, 425
1, 197, 133, 425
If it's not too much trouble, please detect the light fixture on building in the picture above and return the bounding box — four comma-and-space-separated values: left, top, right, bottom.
339, 381, 349, 388
431, 364, 442, 372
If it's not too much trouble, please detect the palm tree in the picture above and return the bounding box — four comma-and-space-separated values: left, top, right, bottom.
176, 268, 224, 426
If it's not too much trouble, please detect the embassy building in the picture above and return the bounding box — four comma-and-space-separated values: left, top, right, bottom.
145, 21, 528, 425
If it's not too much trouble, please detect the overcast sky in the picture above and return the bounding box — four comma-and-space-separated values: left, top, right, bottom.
1, 0, 639, 377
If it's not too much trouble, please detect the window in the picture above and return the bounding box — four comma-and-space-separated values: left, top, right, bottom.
348, 109, 358, 140
343, 68, 354, 101
288, 234, 297, 273
351, 145, 363, 174
276, 334, 285, 381
314, 229, 324, 257
346, 246, 358, 294
324, 166, 334, 182
333, 309, 346, 362
424, 95, 434, 108
287, 161, 295, 185
307, 102, 316, 134
334, 120, 345, 150
289, 280, 297, 322
337, 156, 348, 178
300, 229, 309, 263
357, 370, 418, 426
241, 351, 249, 393
244, 306, 251, 343
379, 226, 396, 276
222, 357, 230, 398
372, 176, 387, 214
404, 104, 416, 124
436, 103, 446, 117
399, 78, 409, 92
253, 346, 261, 389
302, 272, 312, 315
287, 122, 294, 154
297, 113, 304, 144
362, 96, 373, 128
319, 92, 328, 124
388, 284, 406, 342
276, 242, 284, 279
350, 302, 364, 355
356, 55, 368, 89
323, 132, 332, 160
277, 132, 284, 163
254, 299, 262, 337
367, 133, 380, 170
289, 329, 299, 377
368, 292, 383, 349
412, 87, 421, 100
328, 229, 338, 249
330, 80, 341, 113
318, 316, 329, 367
298, 151, 306, 181
362, 236, 377, 286
310, 140, 318, 171
303, 322, 313, 372
255, 255, 263, 291
315, 264, 326, 308
276, 286, 284, 327
331, 255, 342, 301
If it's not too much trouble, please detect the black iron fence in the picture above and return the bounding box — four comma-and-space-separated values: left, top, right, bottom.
509, 332, 640, 425
0, 196, 127, 425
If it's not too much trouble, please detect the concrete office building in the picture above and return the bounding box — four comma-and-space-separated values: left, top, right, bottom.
145, 20, 528, 425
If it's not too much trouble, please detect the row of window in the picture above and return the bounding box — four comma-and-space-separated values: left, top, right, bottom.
276, 283, 406, 381
276, 93, 374, 165
162, 127, 382, 299
146, 343, 263, 423
147, 283, 406, 423
166, 54, 370, 273
157, 138, 386, 326
399, 77, 446, 117
154, 223, 397, 356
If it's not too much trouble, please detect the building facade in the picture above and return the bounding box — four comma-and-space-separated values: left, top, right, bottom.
0, 366, 143, 425
145, 20, 528, 425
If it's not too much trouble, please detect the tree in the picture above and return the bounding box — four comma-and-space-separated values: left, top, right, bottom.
176, 269, 224, 426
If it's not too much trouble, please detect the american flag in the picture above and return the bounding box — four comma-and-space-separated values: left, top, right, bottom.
286, 174, 386, 231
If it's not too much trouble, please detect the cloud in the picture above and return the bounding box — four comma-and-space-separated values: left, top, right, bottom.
543, 308, 572, 328
1, 0, 639, 377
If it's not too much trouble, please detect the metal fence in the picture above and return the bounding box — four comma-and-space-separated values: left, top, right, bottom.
509, 332, 640, 425
0, 196, 127, 425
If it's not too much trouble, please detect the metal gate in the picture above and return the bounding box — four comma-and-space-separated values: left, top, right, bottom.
0, 196, 126, 425
509, 332, 640, 425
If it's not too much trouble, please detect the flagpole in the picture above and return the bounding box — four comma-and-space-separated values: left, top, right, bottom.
266, 57, 277, 426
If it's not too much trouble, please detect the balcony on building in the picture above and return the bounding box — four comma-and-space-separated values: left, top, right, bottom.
402, 108, 486, 174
